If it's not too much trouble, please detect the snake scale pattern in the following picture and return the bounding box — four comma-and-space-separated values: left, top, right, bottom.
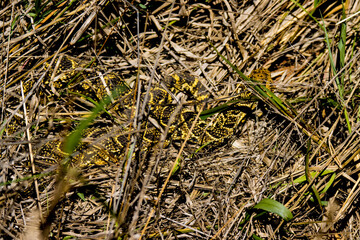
13, 56, 271, 167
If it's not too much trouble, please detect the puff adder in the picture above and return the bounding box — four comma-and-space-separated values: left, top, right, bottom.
23, 56, 271, 166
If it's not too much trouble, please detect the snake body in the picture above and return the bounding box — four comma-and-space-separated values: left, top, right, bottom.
18, 56, 270, 166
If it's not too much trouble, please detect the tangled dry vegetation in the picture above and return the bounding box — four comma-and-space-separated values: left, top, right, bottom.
1, 0, 360, 239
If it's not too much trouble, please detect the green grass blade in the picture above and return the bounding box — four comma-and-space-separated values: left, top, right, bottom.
321, 16, 351, 133
293, 170, 334, 184
320, 172, 336, 195
291, 0, 351, 133
253, 198, 293, 221
63, 98, 108, 155
338, 6, 351, 132
63, 88, 122, 155
200, 96, 256, 120
252, 234, 265, 240
305, 140, 322, 211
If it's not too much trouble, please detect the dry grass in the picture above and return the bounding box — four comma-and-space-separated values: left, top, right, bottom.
1, 0, 360, 239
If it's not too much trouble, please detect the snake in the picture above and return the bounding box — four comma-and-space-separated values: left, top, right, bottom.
10, 55, 271, 167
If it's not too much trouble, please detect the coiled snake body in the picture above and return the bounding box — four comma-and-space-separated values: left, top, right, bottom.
18, 56, 271, 166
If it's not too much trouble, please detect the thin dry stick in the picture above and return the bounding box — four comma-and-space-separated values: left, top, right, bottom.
127, 13, 151, 235
210, 200, 250, 240
108, 2, 142, 236
20, 81, 43, 221
112, 0, 142, 214
129, 102, 184, 235
139, 104, 205, 240
160, 214, 211, 238
107, 183, 116, 234
119, 0, 176, 231
285, 114, 343, 213
334, 179, 360, 221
